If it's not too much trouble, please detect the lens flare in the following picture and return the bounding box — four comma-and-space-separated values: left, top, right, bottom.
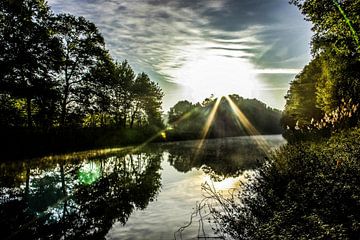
332, 0, 359, 47
78, 162, 101, 185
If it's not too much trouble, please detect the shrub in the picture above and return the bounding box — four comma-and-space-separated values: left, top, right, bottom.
212, 128, 360, 239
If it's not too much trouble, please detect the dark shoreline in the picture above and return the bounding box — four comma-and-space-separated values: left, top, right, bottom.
0, 127, 283, 161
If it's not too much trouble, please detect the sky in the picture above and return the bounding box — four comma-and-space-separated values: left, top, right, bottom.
48, 0, 313, 111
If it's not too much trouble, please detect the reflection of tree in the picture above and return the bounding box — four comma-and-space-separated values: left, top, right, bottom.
163, 138, 271, 180
0, 151, 162, 239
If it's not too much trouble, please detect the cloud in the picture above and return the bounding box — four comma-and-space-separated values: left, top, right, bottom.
47, 0, 312, 110
252, 68, 302, 74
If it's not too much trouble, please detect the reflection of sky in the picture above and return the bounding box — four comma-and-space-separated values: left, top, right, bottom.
1, 136, 287, 239
48, 0, 312, 110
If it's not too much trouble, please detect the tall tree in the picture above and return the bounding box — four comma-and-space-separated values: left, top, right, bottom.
282, 56, 325, 129
130, 73, 163, 129
290, 0, 360, 110
53, 14, 107, 127
0, 0, 60, 128
111, 61, 137, 128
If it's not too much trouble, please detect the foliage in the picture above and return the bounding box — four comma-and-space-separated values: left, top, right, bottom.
167, 95, 282, 140
282, 0, 360, 141
290, 0, 360, 57
212, 128, 360, 239
213, 2, 360, 239
0, 0, 164, 131
0, 0, 61, 128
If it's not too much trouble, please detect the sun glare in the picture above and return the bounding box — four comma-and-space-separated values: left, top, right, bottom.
202, 175, 241, 191
166, 47, 258, 102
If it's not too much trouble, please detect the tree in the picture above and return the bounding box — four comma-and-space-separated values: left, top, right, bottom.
290, 0, 360, 108
290, 0, 360, 57
110, 60, 136, 128
168, 100, 195, 124
0, 0, 61, 128
81, 54, 115, 127
52, 14, 107, 127
282, 56, 325, 129
167, 95, 282, 140
133, 72, 164, 129
282, 0, 360, 140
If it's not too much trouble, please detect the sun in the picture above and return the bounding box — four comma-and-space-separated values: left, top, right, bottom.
167, 49, 258, 103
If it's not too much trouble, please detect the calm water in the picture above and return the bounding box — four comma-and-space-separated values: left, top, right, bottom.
0, 135, 285, 240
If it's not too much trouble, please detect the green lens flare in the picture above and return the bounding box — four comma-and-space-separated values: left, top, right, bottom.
78, 162, 100, 185
332, 0, 359, 47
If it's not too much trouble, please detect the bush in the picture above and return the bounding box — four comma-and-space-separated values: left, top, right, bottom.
213, 128, 360, 239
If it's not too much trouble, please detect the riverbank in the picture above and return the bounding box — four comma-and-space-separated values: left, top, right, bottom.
0, 127, 162, 161
212, 127, 360, 239
0, 126, 284, 161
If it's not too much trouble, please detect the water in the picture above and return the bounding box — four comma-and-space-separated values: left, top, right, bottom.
0, 135, 285, 240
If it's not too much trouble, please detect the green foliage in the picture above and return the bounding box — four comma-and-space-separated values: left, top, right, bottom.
282, 57, 324, 129
213, 128, 360, 239
0, 0, 62, 128
290, 0, 360, 56
282, 0, 360, 141
52, 13, 108, 126
0, 0, 164, 135
221, 3, 360, 238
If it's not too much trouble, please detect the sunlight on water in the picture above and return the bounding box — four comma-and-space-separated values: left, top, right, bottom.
202, 169, 255, 193
203, 175, 240, 191
39, 147, 130, 162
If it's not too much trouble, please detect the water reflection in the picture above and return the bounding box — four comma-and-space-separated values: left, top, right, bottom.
161, 135, 284, 181
0, 150, 162, 240
0, 135, 285, 239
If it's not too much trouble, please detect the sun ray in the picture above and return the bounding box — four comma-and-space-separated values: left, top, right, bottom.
132, 105, 200, 153
224, 95, 272, 157
194, 97, 222, 158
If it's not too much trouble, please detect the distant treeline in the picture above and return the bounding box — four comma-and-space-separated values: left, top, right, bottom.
166, 94, 282, 140
0, 0, 164, 158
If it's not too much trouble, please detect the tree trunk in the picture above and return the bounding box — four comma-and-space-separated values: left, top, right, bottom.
60, 162, 68, 231
130, 106, 138, 129
24, 162, 30, 201
123, 113, 127, 128
60, 83, 69, 127
26, 96, 33, 128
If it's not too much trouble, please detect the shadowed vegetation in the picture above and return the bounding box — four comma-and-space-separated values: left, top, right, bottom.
211, 0, 360, 239
0, 0, 164, 159
167, 95, 282, 141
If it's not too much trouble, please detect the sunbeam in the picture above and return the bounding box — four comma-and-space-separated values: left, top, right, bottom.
131, 103, 205, 153
224, 95, 272, 156
195, 97, 222, 157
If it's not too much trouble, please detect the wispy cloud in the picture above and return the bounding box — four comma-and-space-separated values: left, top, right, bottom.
48, 0, 312, 110
252, 68, 302, 74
